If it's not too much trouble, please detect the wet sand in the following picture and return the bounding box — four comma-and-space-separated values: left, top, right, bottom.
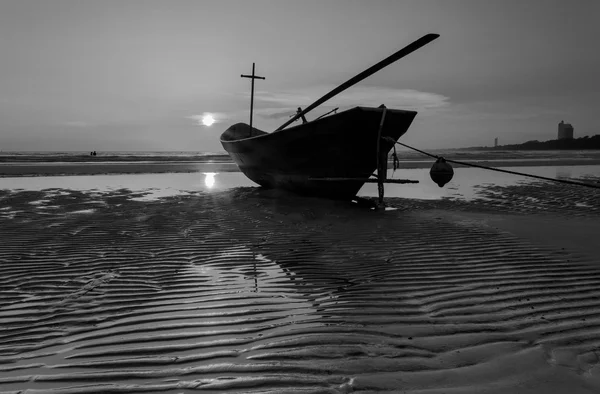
1, 176, 600, 393
0, 162, 239, 177
3, 151, 600, 177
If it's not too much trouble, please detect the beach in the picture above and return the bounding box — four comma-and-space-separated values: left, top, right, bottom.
3, 150, 600, 177
1, 155, 600, 393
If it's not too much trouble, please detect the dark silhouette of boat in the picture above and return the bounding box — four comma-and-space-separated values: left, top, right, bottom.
220, 34, 439, 200
221, 106, 416, 199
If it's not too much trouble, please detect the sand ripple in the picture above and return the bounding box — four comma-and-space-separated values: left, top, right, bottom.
1, 187, 600, 393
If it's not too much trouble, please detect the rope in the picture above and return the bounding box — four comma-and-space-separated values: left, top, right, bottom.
391, 145, 400, 172
387, 138, 600, 190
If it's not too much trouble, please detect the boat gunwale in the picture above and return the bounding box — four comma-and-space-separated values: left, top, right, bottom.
219, 106, 418, 144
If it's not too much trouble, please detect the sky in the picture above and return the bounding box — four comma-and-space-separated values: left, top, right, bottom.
1, 0, 598, 152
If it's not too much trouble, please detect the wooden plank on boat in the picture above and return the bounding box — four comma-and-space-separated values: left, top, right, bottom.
309, 177, 418, 184
275, 33, 440, 131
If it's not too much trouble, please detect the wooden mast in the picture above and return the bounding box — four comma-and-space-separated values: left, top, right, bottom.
241, 63, 265, 130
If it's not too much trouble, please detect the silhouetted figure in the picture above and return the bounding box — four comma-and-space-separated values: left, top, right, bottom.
93, 151, 97, 156
296, 107, 307, 124
90, 151, 93, 156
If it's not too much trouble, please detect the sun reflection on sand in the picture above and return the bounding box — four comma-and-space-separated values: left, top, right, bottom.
204, 172, 216, 188
1, 171, 600, 393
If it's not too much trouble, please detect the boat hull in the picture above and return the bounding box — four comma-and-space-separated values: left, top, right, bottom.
220, 106, 417, 200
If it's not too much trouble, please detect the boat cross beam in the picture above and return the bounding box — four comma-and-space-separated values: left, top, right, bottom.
241, 62, 265, 130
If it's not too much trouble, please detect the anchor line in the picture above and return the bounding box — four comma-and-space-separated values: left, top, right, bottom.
385, 138, 600, 190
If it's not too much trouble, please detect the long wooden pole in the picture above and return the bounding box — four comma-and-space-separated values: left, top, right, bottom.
308, 178, 418, 184
275, 33, 439, 131
376, 107, 388, 205
250, 63, 255, 129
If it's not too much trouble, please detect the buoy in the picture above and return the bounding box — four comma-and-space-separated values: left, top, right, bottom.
430, 157, 454, 187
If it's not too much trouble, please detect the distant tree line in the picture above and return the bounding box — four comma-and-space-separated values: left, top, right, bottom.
467, 134, 600, 150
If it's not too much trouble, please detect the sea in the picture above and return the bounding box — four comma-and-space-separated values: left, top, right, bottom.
1, 150, 599, 202
0, 151, 226, 157
2, 149, 600, 162
0, 151, 230, 162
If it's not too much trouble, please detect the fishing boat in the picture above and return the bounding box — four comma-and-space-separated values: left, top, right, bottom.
221, 106, 416, 199
221, 34, 439, 200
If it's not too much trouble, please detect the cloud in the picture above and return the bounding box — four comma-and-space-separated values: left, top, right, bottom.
251, 91, 314, 106
256, 108, 298, 120
437, 100, 568, 122
330, 86, 449, 112
205, 86, 450, 132
64, 121, 94, 127
249, 86, 449, 122
253, 85, 449, 115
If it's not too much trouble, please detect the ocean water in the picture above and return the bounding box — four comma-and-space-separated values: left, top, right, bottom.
2, 149, 600, 161
0, 151, 228, 157
361, 164, 600, 200
2, 165, 599, 202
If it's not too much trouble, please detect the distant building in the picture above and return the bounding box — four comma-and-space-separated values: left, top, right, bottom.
494, 137, 498, 147
558, 120, 574, 140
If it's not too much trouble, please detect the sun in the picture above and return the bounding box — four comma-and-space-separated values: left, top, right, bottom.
202, 114, 215, 126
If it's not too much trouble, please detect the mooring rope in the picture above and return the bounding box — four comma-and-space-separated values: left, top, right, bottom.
387, 138, 600, 190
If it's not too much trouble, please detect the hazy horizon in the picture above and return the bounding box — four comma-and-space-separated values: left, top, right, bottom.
1, 0, 599, 152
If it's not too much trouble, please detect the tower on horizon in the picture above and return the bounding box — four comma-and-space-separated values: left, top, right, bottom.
558, 120, 574, 140
494, 137, 498, 147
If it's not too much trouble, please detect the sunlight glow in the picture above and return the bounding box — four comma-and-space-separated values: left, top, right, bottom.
202, 114, 215, 126
204, 172, 216, 188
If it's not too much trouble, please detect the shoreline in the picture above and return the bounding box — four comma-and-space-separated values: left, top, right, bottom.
0, 154, 231, 163
0, 161, 240, 177
2, 158, 600, 177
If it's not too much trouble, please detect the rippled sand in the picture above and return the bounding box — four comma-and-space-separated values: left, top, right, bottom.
1, 182, 600, 393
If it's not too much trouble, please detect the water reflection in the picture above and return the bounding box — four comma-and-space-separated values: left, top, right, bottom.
556, 168, 573, 179
358, 165, 600, 201
204, 172, 216, 188
1, 165, 599, 202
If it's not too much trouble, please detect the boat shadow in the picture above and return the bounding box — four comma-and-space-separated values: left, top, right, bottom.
206, 187, 404, 313
216, 185, 382, 210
